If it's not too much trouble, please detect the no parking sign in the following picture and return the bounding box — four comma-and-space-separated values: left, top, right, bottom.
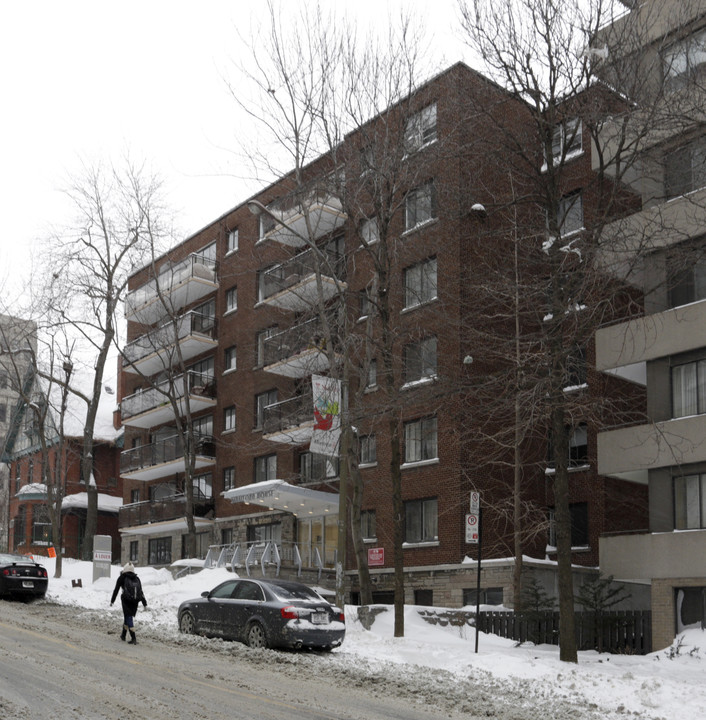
465, 512, 479, 543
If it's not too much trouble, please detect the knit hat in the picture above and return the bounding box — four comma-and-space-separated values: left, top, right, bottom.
122, 562, 135, 574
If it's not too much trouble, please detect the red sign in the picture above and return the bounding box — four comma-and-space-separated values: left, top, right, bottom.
368, 547, 384, 566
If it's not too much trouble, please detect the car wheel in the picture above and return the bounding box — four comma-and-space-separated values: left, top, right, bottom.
246, 622, 268, 649
179, 611, 197, 635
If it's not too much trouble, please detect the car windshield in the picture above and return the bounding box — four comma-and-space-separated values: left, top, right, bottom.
270, 584, 326, 602
0, 554, 33, 564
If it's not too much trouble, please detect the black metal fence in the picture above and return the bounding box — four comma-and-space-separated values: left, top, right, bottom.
476, 610, 652, 654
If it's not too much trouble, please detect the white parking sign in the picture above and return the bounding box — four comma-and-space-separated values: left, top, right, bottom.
465, 513, 479, 543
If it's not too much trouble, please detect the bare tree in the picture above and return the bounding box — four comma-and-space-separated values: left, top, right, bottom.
42, 158, 165, 559
229, 1, 459, 637
458, 0, 706, 662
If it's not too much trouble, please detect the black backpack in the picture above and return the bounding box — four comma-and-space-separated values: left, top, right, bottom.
123, 574, 141, 602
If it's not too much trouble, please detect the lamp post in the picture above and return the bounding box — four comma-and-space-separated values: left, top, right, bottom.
247, 198, 349, 610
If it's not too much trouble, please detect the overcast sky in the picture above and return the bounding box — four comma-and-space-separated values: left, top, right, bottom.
0, 0, 469, 300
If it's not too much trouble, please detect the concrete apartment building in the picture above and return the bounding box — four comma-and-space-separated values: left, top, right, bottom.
596, 0, 706, 650
117, 61, 647, 608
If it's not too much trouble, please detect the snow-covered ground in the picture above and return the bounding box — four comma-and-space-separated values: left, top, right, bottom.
40, 557, 706, 719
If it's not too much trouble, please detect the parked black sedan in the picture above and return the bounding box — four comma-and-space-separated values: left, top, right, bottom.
0, 553, 48, 600
178, 577, 345, 650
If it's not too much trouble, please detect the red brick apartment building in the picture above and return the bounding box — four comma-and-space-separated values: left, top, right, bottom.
117, 62, 647, 607
3, 380, 123, 560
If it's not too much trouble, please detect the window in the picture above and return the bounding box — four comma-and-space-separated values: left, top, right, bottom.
359, 217, 379, 246
31, 505, 51, 545
193, 472, 213, 499
676, 586, 706, 633
549, 502, 589, 548
405, 181, 437, 230
257, 265, 279, 303
404, 258, 437, 309
224, 345, 237, 373
569, 424, 588, 467
668, 256, 706, 307
566, 345, 587, 388
225, 286, 238, 314
359, 289, 373, 319
672, 360, 706, 418
130, 489, 140, 504
299, 452, 338, 482
663, 29, 706, 93
227, 228, 239, 254
360, 435, 377, 465
556, 192, 583, 236
256, 326, 278, 366
129, 540, 138, 562
223, 406, 236, 432
254, 454, 277, 483
462, 587, 504, 606
404, 497, 438, 543
13, 512, 25, 547
366, 360, 378, 389
223, 466, 235, 491
221, 527, 233, 546
361, 510, 376, 540
666, 138, 706, 198
360, 145, 375, 175
551, 118, 582, 162
404, 103, 438, 153
247, 522, 282, 544
195, 241, 217, 264
0, 403, 5, 423
674, 474, 706, 530
404, 416, 438, 464
255, 389, 278, 429
182, 531, 210, 559
148, 537, 172, 565
192, 298, 216, 333
404, 336, 437, 384
193, 414, 213, 439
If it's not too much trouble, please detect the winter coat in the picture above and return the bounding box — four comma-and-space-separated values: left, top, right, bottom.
110, 571, 147, 616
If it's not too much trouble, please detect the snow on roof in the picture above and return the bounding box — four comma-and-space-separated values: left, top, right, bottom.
16, 483, 47, 497
61, 492, 122, 513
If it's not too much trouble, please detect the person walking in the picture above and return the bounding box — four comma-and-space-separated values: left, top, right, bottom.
110, 562, 147, 644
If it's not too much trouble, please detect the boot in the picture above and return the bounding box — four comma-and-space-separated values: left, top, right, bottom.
120, 625, 127, 641
128, 630, 137, 645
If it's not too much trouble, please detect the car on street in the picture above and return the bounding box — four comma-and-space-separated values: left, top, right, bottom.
177, 577, 345, 650
0, 553, 49, 600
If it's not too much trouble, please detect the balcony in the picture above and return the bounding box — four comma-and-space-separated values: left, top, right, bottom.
121, 371, 216, 429
122, 310, 218, 376
260, 246, 346, 312
600, 528, 706, 583
262, 391, 314, 444
118, 493, 215, 529
260, 182, 346, 247
598, 414, 706, 483
263, 318, 333, 378
120, 434, 216, 482
596, 299, 706, 373
125, 253, 218, 325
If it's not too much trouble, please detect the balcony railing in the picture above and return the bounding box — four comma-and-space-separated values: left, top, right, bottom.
120, 433, 216, 480
119, 493, 215, 529
125, 253, 218, 324
260, 246, 346, 312
122, 310, 217, 375
260, 179, 346, 247
121, 371, 217, 428
262, 318, 333, 377
204, 540, 337, 578
262, 390, 314, 444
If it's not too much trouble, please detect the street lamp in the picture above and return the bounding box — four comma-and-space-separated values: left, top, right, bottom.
247, 197, 349, 610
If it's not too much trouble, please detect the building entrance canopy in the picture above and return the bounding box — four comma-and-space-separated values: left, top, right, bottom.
223, 479, 338, 517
